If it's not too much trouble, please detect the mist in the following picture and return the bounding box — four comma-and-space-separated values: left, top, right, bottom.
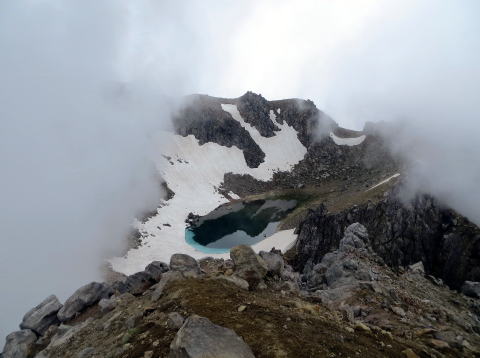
1, 0, 479, 345
0, 0, 251, 343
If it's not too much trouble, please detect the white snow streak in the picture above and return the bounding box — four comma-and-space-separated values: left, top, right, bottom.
109, 105, 305, 275
329, 132, 366, 146
366, 173, 401, 191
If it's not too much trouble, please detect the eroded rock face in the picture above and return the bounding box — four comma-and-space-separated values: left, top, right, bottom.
295, 187, 480, 289
20, 295, 62, 335
169, 315, 255, 358
230, 245, 267, 289
2, 329, 36, 358
57, 282, 113, 322
236, 91, 279, 137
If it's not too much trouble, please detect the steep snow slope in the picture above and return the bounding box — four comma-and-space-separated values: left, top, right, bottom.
110, 105, 306, 275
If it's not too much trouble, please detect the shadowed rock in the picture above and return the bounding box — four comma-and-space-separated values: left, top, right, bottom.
462, 281, 480, 298
144, 261, 169, 281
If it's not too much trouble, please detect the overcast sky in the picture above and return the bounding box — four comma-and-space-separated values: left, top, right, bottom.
1, 0, 479, 344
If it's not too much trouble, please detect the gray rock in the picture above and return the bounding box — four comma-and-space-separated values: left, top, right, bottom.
20, 295, 62, 335
339, 223, 369, 252
408, 262, 425, 275
125, 312, 143, 329
167, 312, 185, 329
151, 271, 184, 301
462, 281, 480, 298
77, 347, 95, 358
214, 275, 249, 290
169, 315, 255, 358
98, 297, 116, 313
145, 261, 169, 281
259, 251, 284, 275
304, 224, 374, 299
57, 282, 113, 322
47, 319, 92, 349
2, 330, 36, 358
170, 254, 201, 276
230, 245, 267, 289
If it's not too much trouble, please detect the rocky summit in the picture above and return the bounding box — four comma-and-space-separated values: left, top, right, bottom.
3, 93, 480, 357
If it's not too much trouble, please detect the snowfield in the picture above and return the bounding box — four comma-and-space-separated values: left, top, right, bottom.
109, 105, 306, 275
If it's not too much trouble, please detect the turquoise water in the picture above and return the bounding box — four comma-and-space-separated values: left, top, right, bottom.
185, 199, 297, 253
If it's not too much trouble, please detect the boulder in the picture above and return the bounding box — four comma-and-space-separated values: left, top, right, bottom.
20, 295, 62, 335
169, 315, 255, 358
98, 297, 116, 313
461, 281, 480, 298
123, 271, 157, 295
170, 254, 201, 276
2, 330, 36, 358
259, 251, 284, 276
230, 245, 267, 289
145, 261, 169, 281
57, 282, 113, 322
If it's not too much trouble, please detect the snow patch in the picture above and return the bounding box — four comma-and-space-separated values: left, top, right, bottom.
329, 132, 366, 146
366, 173, 401, 191
109, 104, 306, 275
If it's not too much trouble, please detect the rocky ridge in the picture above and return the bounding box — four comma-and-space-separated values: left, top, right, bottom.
3, 224, 480, 357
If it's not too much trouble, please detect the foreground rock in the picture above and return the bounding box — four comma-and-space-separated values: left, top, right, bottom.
20, 295, 62, 335
2, 330, 36, 358
230, 245, 267, 289
57, 282, 113, 322
170, 254, 201, 277
169, 315, 255, 358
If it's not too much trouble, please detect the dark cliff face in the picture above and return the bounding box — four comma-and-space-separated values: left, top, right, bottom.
294, 186, 480, 289
172, 92, 343, 170
236, 91, 279, 137
173, 95, 265, 168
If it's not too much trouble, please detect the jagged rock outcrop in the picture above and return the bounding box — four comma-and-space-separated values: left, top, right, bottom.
304, 223, 377, 302
295, 186, 480, 289
236, 91, 279, 137
173, 94, 265, 168
169, 315, 255, 358
57, 282, 113, 322
230, 245, 267, 289
20, 295, 62, 336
